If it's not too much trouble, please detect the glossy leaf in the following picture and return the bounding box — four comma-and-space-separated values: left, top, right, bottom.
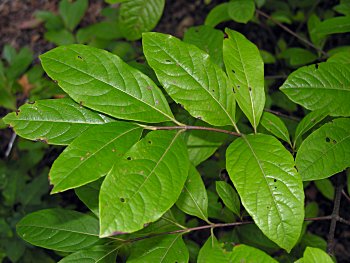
314, 16, 350, 36
327, 51, 350, 64
184, 25, 224, 67
296, 118, 350, 181
223, 29, 265, 132
3, 99, 112, 145
143, 32, 236, 127
281, 62, 350, 116
280, 48, 317, 67
17, 209, 100, 252
40, 44, 176, 123
50, 122, 142, 193
204, 3, 231, 27
99, 130, 189, 236
119, 0, 165, 41
197, 235, 230, 263
294, 110, 327, 149
260, 112, 291, 146
229, 244, 278, 262
215, 181, 240, 216
127, 234, 189, 263
226, 134, 304, 251
303, 247, 333, 263
228, 0, 256, 24
176, 165, 209, 222
59, 245, 119, 263
75, 179, 103, 216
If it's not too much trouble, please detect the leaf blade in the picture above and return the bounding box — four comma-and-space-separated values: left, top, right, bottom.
40, 44, 175, 123
226, 134, 304, 251
50, 122, 143, 193
143, 32, 236, 127
3, 99, 112, 145
99, 130, 189, 236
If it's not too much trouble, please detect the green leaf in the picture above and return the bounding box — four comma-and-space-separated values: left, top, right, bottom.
296, 118, 350, 181
226, 134, 304, 251
59, 0, 88, 31
17, 209, 100, 252
315, 179, 334, 200
281, 62, 350, 116
303, 247, 333, 263
294, 110, 327, 149
314, 16, 350, 36
184, 25, 224, 67
197, 235, 230, 263
260, 50, 276, 64
228, 0, 256, 24
40, 44, 176, 124
75, 179, 103, 216
204, 3, 231, 27
119, 0, 165, 41
50, 122, 142, 193
143, 32, 236, 127
229, 244, 278, 262
223, 29, 265, 132
6, 47, 33, 80
45, 29, 75, 46
280, 48, 317, 67
3, 99, 112, 145
260, 112, 291, 146
215, 181, 240, 217
127, 234, 189, 263
307, 14, 325, 49
99, 130, 189, 236
327, 51, 350, 64
334, 0, 350, 16
186, 120, 227, 166
59, 245, 118, 263
176, 165, 209, 222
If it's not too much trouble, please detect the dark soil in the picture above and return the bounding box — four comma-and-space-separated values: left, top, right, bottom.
0, 0, 349, 262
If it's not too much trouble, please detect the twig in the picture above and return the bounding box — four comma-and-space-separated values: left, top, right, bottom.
342, 190, 350, 203
264, 109, 300, 122
144, 125, 241, 137
5, 133, 17, 158
256, 9, 328, 57
327, 173, 344, 256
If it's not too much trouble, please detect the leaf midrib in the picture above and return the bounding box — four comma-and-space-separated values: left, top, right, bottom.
159, 234, 181, 262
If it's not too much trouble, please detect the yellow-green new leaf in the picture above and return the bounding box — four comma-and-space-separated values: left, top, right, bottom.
3, 99, 112, 145
302, 247, 333, 263
223, 29, 265, 132
40, 45, 176, 124
226, 134, 304, 251
50, 122, 143, 193
143, 32, 236, 127
296, 118, 350, 181
99, 130, 189, 236
229, 245, 278, 262
260, 112, 291, 146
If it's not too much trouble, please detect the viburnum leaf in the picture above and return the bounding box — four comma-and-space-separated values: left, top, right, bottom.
281, 62, 350, 117
260, 112, 291, 146
223, 29, 265, 132
40, 44, 176, 124
302, 247, 334, 263
99, 130, 189, 236
197, 235, 230, 263
226, 134, 304, 251
143, 32, 237, 127
75, 179, 103, 216
59, 245, 119, 263
296, 118, 350, 181
50, 122, 143, 193
229, 244, 278, 262
127, 234, 189, 263
3, 99, 112, 145
17, 209, 99, 252
119, 0, 165, 41
215, 181, 240, 217
176, 165, 209, 222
